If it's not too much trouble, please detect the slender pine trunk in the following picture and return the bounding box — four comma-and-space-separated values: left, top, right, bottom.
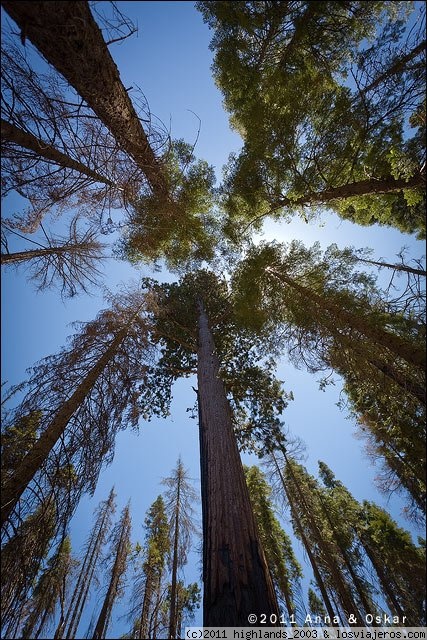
359, 40, 426, 96
138, 571, 154, 640
315, 492, 377, 622
1, 119, 114, 187
92, 506, 130, 640
357, 256, 426, 278
1, 330, 127, 526
275, 173, 425, 210
360, 542, 406, 621
197, 299, 279, 626
268, 267, 426, 370
168, 485, 180, 639
270, 452, 339, 625
64, 496, 113, 640
1, 244, 90, 265
282, 454, 363, 624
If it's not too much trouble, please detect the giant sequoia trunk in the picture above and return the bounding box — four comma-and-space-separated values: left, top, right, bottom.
196, 300, 279, 625
1, 119, 114, 187
1, 329, 128, 526
1, 1, 168, 197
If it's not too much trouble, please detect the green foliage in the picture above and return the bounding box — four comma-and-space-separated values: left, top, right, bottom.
244, 465, 302, 616
199, 1, 425, 236
147, 269, 289, 451
232, 240, 425, 517
117, 140, 220, 270
143, 495, 170, 579
1, 410, 42, 479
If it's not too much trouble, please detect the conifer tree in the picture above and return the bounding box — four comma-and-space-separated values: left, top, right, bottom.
198, 1, 425, 237
147, 270, 284, 625
161, 458, 198, 639
1, 500, 56, 638
1, 289, 162, 529
59, 488, 116, 640
92, 503, 132, 640
137, 496, 170, 640
232, 241, 426, 516
1, 38, 142, 233
244, 465, 303, 621
21, 536, 74, 640
1, 218, 106, 298
1, 1, 169, 198
317, 463, 426, 626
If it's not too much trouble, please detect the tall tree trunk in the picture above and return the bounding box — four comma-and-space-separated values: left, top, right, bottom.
92, 506, 130, 639
270, 452, 340, 626
196, 299, 279, 626
1, 328, 128, 527
356, 256, 427, 278
1, 119, 114, 187
168, 482, 180, 639
1, 244, 93, 265
359, 541, 406, 621
138, 570, 155, 640
275, 173, 425, 210
33, 606, 50, 640
316, 492, 377, 622
66, 549, 99, 640
1, 2, 168, 197
268, 267, 426, 371
63, 491, 115, 639
282, 454, 364, 624
359, 40, 426, 96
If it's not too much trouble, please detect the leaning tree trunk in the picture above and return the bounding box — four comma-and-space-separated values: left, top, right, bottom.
315, 492, 377, 623
196, 299, 279, 626
358, 540, 407, 622
359, 40, 426, 96
356, 256, 427, 278
275, 173, 425, 210
92, 505, 130, 639
1, 118, 114, 187
268, 267, 426, 371
282, 454, 364, 625
270, 452, 340, 626
1, 328, 128, 527
1, 243, 94, 265
1, 2, 168, 198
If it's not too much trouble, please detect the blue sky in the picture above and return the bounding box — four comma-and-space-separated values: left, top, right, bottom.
1, 2, 425, 636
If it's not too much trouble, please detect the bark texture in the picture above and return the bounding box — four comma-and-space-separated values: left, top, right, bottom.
275, 173, 425, 209
197, 300, 279, 626
1, 2, 168, 196
1, 119, 114, 186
